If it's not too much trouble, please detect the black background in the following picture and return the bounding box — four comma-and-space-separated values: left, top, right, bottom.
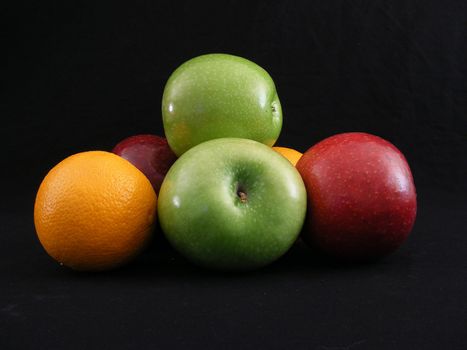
3, 1, 467, 349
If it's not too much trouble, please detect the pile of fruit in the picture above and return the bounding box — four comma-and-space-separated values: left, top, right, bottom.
34, 54, 417, 272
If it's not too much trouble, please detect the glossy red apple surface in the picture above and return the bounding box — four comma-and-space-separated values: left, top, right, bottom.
296, 132, 417, 260
112, 135, 177, 193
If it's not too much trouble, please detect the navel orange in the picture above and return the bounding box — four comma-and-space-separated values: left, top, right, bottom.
34, 151, 157, 271
273, 146, 303, 166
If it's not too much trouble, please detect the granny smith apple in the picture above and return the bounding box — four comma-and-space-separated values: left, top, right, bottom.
297, 132, 417, 260
157, 138, 306, 270
161, 54, 282, 156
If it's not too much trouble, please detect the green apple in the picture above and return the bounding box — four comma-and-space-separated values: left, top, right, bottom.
157, 138, 306, 270
161, 54, 282, 156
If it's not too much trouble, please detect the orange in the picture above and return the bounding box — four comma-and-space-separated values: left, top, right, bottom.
273, 146, 303, 166
34, 151, 157, 271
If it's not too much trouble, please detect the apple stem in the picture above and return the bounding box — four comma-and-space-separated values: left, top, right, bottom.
237, 190, 248, 203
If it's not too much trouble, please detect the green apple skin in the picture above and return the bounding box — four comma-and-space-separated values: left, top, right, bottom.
161, 54, 282, 156
157, 138, 306, 270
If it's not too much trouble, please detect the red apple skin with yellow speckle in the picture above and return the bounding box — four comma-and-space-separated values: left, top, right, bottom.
112, 135, 177, 194
296, 132, 417, 260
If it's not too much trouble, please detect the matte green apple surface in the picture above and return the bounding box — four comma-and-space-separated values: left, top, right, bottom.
157, 138, 306, 270
162, 54, 282, 156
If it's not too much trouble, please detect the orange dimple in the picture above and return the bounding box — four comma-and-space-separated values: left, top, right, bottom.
273, 146, 303, 166
34, 151, 157, 271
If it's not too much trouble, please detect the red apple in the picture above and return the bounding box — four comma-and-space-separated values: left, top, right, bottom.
296, 132, 417, 260
112, 135, 177, 194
